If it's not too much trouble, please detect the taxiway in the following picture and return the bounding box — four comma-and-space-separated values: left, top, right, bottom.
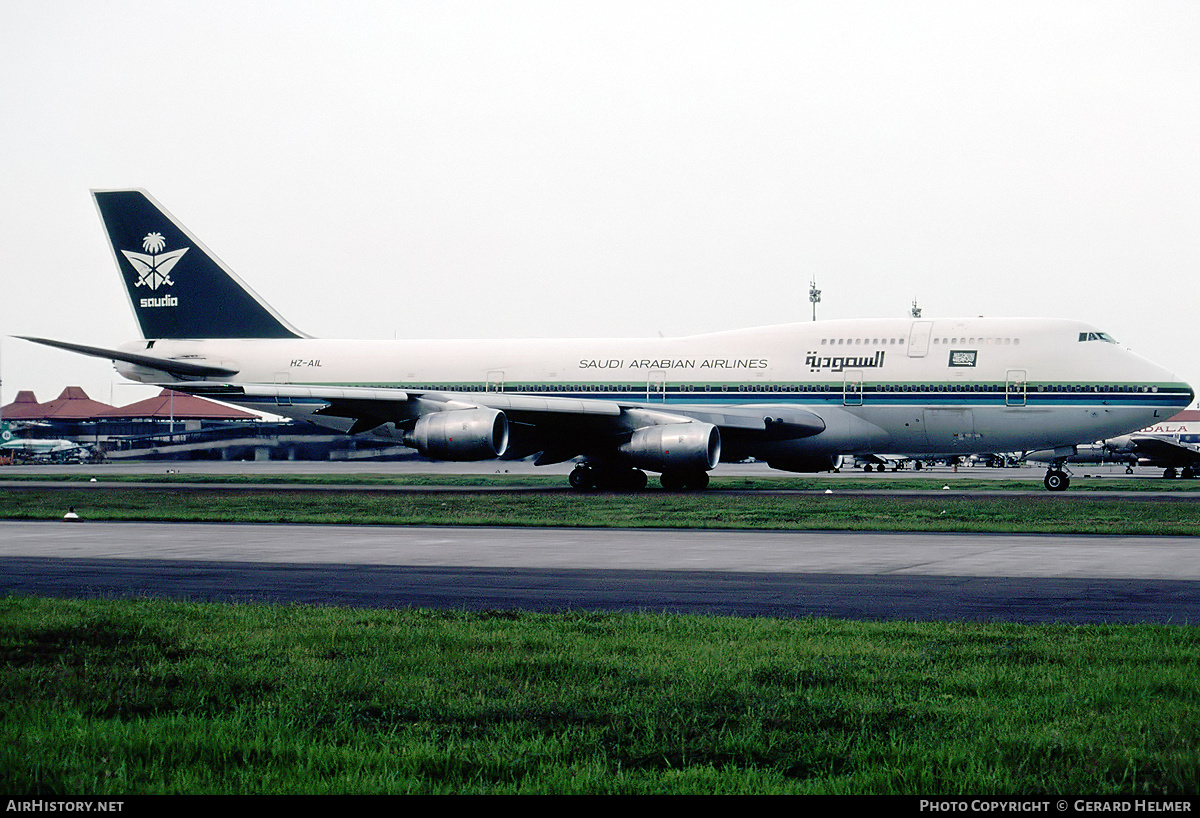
2, 521, 1196, 624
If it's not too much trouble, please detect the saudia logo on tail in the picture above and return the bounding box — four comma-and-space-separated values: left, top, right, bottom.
122, 232, 188, 309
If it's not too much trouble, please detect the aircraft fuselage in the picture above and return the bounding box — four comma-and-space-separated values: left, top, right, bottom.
115, 316, 1190, 463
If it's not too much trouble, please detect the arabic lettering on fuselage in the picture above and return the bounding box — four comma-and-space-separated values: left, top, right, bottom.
805, 350, 886, 373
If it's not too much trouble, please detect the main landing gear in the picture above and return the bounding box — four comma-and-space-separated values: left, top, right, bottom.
569, 464, 648, 492
659, 469, 710, 491
1043, 468, 1071, 492
568, 463, 710, 492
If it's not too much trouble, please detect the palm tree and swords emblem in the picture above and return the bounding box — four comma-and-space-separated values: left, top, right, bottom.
121, 232, 189, 291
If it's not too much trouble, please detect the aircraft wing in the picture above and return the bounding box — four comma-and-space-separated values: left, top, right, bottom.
1127, 434, 1200, 465
167, 381, 826, 459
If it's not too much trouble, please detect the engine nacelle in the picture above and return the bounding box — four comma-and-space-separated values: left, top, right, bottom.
766, 454, 841, 473
1105, 436, 1134, 453
618, 423, 720, 473
405, 409, 509, 461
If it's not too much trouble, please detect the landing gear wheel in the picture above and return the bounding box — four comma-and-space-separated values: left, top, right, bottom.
569, 465, 595, 491
1043, 470, 1070, 492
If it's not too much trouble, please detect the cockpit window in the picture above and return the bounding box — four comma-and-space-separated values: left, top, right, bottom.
1078, 332, 1118, 343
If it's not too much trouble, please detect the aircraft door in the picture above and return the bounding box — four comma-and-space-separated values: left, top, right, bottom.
647, 370, 667, 402
486, 370, 505, 393
1006, 370, 1027, 407
907, 321, 933, 358
843, 370, 864, 406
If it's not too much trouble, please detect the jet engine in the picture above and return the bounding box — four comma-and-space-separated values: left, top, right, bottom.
1105, 436, 1134, 453
618, 422, 720, 472
405, 408, 509, 461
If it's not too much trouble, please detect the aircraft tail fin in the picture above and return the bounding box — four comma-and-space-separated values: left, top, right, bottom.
92, 189, 305, 339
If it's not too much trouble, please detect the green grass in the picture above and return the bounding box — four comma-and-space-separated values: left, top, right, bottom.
4, 486, 1200, 534
6, 470, 1200, 492
4, 475, 1196, 794
1, 597, 1196, 795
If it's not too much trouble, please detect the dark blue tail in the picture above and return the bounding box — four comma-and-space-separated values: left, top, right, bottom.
93, 189, 304, 339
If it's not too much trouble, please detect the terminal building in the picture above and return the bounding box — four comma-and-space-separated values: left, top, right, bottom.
1, 387, 411, 462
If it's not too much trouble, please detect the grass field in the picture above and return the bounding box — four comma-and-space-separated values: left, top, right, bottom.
2, 596, 1197, 795
3, 484, 1200, 534
6, 470, 1200, 491
3, 474, 1197, 795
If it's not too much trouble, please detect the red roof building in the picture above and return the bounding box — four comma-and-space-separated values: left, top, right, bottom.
1, 390, 45, 420
10, 387, 116, 420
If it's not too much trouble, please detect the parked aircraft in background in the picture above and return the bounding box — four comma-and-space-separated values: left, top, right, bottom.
18, 190, 1195, 491
1112, 411, 1200, 478
1026, 443, 1138, 472
1028, 411, 1200, 478
0, 428, 94, 463
853, 454, 914, 472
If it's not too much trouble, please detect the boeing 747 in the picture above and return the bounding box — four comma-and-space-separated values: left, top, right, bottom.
19, 190, 1194, 491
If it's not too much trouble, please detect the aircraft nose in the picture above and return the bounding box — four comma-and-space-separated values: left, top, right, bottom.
1179, 376, 1196, 406
1163, 365, 1194, 407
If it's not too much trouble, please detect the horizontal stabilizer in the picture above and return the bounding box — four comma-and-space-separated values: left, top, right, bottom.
18, 337, 239, 378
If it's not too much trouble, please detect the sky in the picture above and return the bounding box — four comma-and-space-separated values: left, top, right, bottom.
3, 1, 1198, 410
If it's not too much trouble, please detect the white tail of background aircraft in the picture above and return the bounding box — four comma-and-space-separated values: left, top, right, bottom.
19, 189, 1194, 491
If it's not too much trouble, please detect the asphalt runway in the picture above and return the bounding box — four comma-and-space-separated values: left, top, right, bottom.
3, 520, 1197, 625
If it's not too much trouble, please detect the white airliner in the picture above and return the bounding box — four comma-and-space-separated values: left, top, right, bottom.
18, 190, 1194, 491
0, 425, 93, 462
